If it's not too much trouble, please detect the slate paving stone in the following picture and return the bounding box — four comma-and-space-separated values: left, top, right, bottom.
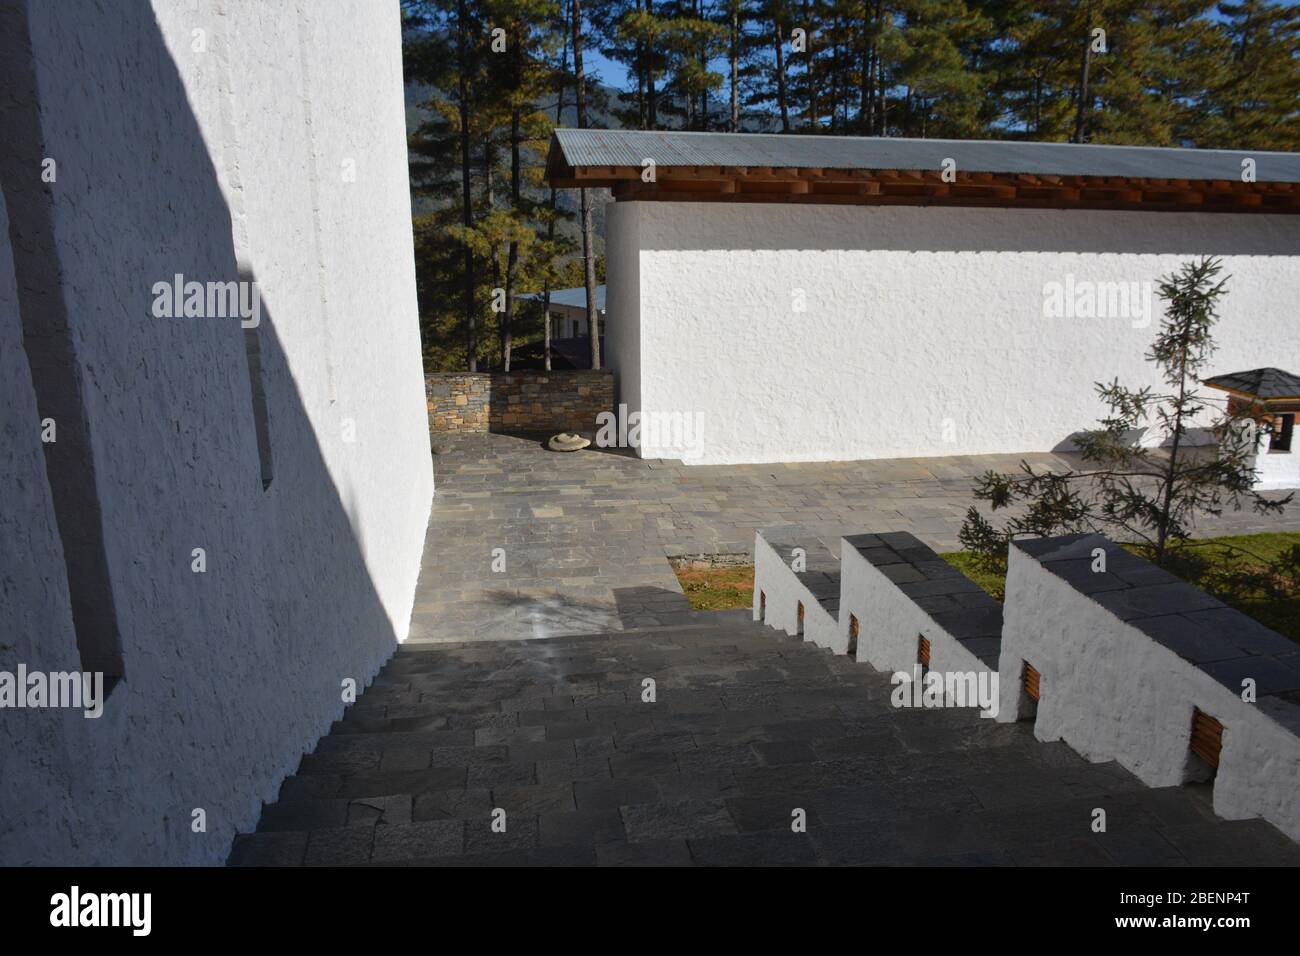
675, 745, 759, 776
1010, 837, 1115, 866
347, 795, 413, 828
228, 831, 308, 867
467, 762, 537, 789
614, 729, 698, 753
609, 751, 679, 777
371, 820, 464, 862
413, 788, 492, 821
336, 767, 468, 798
257, 799, 349, 833
279, 774, 345, 802
436, 846, 598, 867
654, 771, 742, 802
804, 785, 898, 825
379, 749, 433, 773
464, 814, 540, 854
572, 777, 661, 814
539, 809, 627, 847
536, 756, 613, 784
596, 840, 694, 867
490, 782, 576, 815
298, 751, 381, 776
621, 798, 738, 842
965, 772, 1079, 810
305, 827, 375, 866
506, 740, 576, 763
573, 736, 618, 759
1095, 826, 1187, 866
235, 574, 1300, 865
688, 831, 820, 866
1157, 821, 1300, 866
725, 795, 824, 833
543, 720, 617, 742
809, 822, 901, 865
752, 740, 818, 766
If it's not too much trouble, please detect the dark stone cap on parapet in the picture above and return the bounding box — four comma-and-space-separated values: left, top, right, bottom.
758, 526, 841, 611
759, 526, 840, 573
844, 531, 1002, 666
1014, 534, 1300, 710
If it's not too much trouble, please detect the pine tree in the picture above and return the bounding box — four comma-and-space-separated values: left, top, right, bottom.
959, 258, 1291, 570
1202, 0, 1300, 151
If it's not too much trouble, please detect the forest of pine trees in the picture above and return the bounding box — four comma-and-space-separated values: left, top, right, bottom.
403, 0, 1299, 372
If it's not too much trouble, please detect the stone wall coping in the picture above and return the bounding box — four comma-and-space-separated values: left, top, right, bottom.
1015, 533, 1300, 711
844, 531, 1003, 653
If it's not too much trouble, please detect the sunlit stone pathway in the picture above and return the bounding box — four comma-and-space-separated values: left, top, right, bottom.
407, 433, 1298, 643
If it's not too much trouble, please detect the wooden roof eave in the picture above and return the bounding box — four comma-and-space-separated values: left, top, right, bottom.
1203, 383, 1300, 404
555, 164, 1300, 213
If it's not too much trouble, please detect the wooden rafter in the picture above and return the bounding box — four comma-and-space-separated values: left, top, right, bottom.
564, 162, 1300, 214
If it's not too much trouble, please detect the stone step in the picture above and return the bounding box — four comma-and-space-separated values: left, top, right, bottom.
234, 771, 1270, 867
233, 612, 1300, 866
395, 615, 766, 655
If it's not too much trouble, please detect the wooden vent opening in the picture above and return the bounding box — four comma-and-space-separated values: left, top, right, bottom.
918, 635, 931, 668
797, 601, 805, 634
1022, 662, 1041, 702
848, 614, 859, 656
1191, 709, 1223, 770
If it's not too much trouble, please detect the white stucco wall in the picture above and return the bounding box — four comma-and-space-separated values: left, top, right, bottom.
839, 541, 994, 697
607, 200, 1300, 464
997, 544, 1300, 842
752, 533, 840, 652
0, 0, 431, 865
1250, 430, 1299, 490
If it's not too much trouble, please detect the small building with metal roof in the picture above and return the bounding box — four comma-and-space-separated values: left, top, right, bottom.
1203, 367, 1300, 490
546, 130, 1300, 465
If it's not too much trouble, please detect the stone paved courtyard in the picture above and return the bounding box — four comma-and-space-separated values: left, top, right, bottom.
409, 433, 1300, 643
232, 613, 1300, 866
233, 434, 1300, 866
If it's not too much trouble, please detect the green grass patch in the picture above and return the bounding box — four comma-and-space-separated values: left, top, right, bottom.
941, 531, 1300, 644
939, 551, 1009, 601
673, 564, 755, 611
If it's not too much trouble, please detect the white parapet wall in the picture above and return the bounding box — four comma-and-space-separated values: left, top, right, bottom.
753, 529, 843, 652
0, 1, 432, 865
998, 534, 1300, 842
837, 533, 1002, 713
1249, 428, 1300, 490
605, 199, 1300, 465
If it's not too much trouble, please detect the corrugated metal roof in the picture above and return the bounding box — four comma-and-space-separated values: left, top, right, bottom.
551, 129, 1300, 183
517, 285, 606, 311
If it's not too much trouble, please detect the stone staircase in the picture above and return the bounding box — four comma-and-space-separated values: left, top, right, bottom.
229, 611, 1300, 866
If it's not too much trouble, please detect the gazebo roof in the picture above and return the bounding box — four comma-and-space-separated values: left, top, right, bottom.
1202, 367, 1300, 401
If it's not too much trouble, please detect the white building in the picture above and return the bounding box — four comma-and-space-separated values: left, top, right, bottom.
0, 1, 431, 864
547, 130, 1300, 465
519, 285, 607, 339
1203, 367, 1300, 490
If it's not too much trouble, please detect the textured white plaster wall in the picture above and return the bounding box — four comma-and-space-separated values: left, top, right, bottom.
839, 543, 991, 694
1250, 431, 1299, 490
0, 186, 91, 864
0, 0, 430, 865
612, 200, 1300, 464
752, 534, 839, 651
997, 547, 1300, 841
